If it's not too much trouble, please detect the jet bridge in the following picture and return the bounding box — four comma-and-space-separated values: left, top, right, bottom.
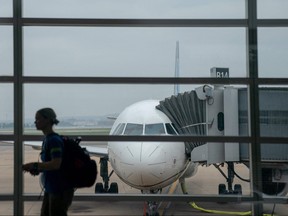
156, 67, 288, 196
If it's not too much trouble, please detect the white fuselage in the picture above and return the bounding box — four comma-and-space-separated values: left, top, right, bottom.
107, 100, 190, 191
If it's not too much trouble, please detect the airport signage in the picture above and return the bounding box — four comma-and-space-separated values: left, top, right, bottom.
210, 67, 229, 78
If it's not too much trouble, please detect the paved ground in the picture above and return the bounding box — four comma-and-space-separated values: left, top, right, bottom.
0, 144, 287, 215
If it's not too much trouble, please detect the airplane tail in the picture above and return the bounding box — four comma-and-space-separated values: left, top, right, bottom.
174, 41, 180, 95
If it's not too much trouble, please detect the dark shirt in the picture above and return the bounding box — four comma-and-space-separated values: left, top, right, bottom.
41, 133, 72, 193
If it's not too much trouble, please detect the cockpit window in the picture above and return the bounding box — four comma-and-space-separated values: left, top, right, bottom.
112, 123, 125, 135
165, 123, 178, 135
145, 123, 165, 135
123, 123, 143, 135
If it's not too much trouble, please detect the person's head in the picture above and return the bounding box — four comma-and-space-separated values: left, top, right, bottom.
35, 108, 59, 131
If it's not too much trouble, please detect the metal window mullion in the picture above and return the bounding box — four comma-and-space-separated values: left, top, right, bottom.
13, 0, 24, 215
21, 18, 247, 27
22, 193, 288, 204
0, 18, 13, 25
247, 0, 263, 215
258, 19, 288, 27
22, 76, 251, 85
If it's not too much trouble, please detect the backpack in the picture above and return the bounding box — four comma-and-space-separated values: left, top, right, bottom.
60, 136, 98, 188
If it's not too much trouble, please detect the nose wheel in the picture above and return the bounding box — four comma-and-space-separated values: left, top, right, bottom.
95, 182, 118, 193
95, 157, 118, 193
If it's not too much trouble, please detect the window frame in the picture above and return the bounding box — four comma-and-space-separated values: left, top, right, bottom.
0, 1, 288, 215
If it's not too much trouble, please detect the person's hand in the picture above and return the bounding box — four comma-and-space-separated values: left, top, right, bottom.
22, 162, 39, 176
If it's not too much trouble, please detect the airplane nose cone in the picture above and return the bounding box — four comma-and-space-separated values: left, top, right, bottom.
110, 141, 185, 190
124, 142, 166, 186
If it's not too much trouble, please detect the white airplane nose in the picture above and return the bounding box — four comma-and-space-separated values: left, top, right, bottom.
122, 142, 166, 186
110, 141, 186, 190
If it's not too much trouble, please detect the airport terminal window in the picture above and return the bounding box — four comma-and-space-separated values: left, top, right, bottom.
0, 0, 12, 17
22, 0, 246, 19
23, 83, 178, 135
0, 143, 14, 195
23, 27, 247, 77
3, 1, 288, 216
0, 26, 13, 76
258, 28, 288, 78
258, 0, 288, 19
0, 85, 14, 196
145, 123, 165, 135
0, 84, 13, 134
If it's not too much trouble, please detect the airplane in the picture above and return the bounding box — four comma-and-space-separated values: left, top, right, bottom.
94, 99, 197, 192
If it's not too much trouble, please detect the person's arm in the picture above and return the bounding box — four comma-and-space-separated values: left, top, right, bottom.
22, 157, 62, 174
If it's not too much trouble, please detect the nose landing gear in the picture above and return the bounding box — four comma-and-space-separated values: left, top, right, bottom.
95, 157, 118, 193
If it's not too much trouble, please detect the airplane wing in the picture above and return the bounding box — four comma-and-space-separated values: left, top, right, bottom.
81, 145, 108, 157
24, 141, 42, 150
23, 142, 108, 158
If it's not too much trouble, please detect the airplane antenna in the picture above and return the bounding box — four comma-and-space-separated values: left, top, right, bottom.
174, 41, 180, 95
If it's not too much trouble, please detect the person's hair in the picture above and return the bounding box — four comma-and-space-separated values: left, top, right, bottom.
37, 108, 60, 125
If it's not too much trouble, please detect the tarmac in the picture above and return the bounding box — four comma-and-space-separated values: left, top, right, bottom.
0, 144, 288, 216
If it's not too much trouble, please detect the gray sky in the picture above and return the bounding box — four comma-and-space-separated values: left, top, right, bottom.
1, 1, 288, 122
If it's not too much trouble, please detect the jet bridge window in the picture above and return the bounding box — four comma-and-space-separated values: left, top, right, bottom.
123, 123, 143, 135
145, 123, 165, 135
112, 123, 125, 135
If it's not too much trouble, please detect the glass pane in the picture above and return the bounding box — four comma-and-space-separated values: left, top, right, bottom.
0, 143, 13, 194
240, 142, 288, 206
23, 0, 246, 19
0, 26, 13, 76
0, 84, 13, 134
0, 0, 12, 17
258, 0, 288, 19
0, 202, 13, 216
260, 143, 288, 197
24, 83, 249, 137
238, 86, 287, 138
24, 27, 247, 77
258, 28, 288, 78
23, 84, 176, 135
23, 145, 42, 194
